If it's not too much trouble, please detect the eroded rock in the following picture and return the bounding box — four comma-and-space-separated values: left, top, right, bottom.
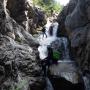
57, 0, 90, 89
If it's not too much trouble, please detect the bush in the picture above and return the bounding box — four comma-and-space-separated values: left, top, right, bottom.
53, 50, 61, 60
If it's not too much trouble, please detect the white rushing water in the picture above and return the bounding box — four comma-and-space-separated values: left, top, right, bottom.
38, 22, 70, 60
38, 45, 48, 60
52, 22, 59, 37
45, 18, 52, 37
38, 20, 59, 46
38, 20, 75, 90
38, 20, 59, 90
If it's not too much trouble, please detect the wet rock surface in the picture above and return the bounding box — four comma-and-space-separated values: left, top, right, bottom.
58, 0, 90, 72
57, 0, 90, 89
0, 0, 44, 90
48, 75, 85, 90
49, 60, 79, 83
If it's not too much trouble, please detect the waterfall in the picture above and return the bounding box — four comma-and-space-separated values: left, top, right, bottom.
38, 45, 48, 60
45, 19, 52, 37
61, 37, 70, 59
38, 20, 84, 90
39, 20, 70, 59
45, 21, 58, 37
38, 20, 71, 61
38, 20, 59, 45
52, 22, 58, 37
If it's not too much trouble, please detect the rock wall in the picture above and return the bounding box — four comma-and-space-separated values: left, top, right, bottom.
57, 0, 90, 89
57, 0, 90, 74
6, 0, 46, 34
0, 0, 45, 90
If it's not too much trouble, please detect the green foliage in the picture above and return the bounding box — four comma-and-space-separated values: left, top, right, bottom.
53, 50, 61, 60
53, 2, 63, 12
33, 0, 63, 16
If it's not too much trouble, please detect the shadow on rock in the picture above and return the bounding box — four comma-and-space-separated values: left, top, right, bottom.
48, 75, 85, 90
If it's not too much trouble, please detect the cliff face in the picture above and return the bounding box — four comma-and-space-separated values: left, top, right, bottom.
6, 0, 46, 34
0, 0, 45, 90
57, 0, 90, 73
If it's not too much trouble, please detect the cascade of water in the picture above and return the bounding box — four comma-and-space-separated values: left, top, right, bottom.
61, 37, 70, 59
38, 20, 77, 90
38, 19, 71, 60
45, 19, 52, 37
52, 22, 58, 37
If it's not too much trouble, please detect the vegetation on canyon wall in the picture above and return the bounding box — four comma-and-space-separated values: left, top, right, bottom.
33, 0, 63, 16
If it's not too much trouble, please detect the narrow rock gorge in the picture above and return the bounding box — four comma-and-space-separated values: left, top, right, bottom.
0, 0, 90, 90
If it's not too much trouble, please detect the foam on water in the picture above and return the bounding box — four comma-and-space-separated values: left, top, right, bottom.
38, 36, 57, 45
38, 45, 48, 60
